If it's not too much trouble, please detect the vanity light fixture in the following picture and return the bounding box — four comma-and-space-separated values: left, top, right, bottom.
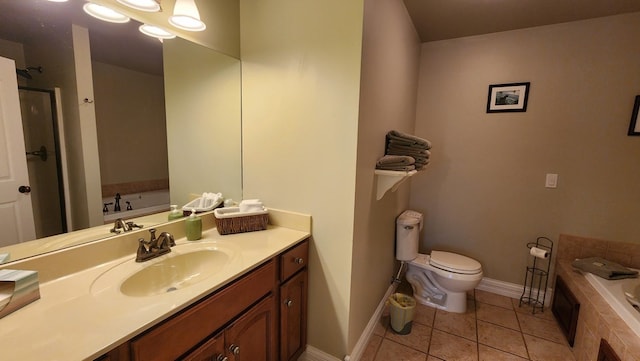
83, 2, 130, 23
169, 0, 206, 32
139, 24, 176, 39
117, 0, 161, 12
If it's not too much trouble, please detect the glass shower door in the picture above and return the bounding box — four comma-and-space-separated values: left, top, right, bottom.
18, 87, 66, 238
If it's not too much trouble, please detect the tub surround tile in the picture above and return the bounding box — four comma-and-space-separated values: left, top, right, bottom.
523, 334, 575, 361
477, 320, 528, 358
556, 259, 639, 361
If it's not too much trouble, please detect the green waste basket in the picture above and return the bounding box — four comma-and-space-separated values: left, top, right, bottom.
388, 293, 416, 334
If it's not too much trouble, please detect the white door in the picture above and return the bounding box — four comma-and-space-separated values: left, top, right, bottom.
0, 56, 35, 247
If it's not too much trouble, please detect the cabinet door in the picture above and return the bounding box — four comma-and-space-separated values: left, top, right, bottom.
225, 295, 277, 361
280, 270, 307, 361
182, 332, 226, 361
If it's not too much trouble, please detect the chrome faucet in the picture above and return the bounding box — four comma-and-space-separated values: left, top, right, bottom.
110, 218, 143, 234
136, 228, 175, 262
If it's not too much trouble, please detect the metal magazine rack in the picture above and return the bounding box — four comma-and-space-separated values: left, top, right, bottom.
519, 236, 553, 314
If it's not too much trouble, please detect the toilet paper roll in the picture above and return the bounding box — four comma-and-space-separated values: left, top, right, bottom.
530, 246, 549, 259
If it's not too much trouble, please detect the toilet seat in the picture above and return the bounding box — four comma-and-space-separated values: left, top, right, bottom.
428, 251, 481, 275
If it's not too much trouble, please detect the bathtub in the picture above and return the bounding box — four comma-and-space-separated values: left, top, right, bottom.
584, 271, 640, 337
103, 190, 170, 223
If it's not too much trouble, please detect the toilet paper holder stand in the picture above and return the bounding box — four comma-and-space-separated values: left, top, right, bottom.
519, 236, 553, 314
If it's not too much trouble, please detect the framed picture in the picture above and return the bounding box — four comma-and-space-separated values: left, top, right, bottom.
628, 96, 640, 136
486, 82, 530, 113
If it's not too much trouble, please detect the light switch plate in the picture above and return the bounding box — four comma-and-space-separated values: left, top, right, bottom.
545, 173, 558, 188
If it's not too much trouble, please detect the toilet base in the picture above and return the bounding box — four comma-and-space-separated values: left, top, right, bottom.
413, 290, 469, 313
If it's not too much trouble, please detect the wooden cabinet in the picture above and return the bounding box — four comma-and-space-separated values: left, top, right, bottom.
278, 241, 308, 361
95, 238, 309, 361
597, 339, 621, 361
184, 295, 277, 361
551, 275, 580, 347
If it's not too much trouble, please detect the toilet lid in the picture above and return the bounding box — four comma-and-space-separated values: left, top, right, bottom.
429, 250, 482, 274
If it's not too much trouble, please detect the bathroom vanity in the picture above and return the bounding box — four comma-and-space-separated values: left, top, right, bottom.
0, 209, 310, 361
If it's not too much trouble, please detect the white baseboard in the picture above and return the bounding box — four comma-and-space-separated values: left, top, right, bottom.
343, 283, 397, 361
477, 277, 553, 307
298, 345, 342, 361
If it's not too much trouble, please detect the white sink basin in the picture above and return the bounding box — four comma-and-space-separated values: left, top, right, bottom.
91, 242, 236, 297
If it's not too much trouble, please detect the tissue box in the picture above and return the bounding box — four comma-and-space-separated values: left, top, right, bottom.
0, 269, 40, 319
214, 207, 269, 235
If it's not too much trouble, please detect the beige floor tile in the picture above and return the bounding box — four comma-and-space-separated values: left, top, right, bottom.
374, 338, 427, 361
414, 303, 437, 327
374, 316, 388, 336
427, 356, 444, 361
477, 320, 528, 358
385, 322, 433, 354
434, 309, 477, 341
428, 329, 478, 361
361, 335, 383, 361
476, 302, 520, 331
478, 344, 528, 361
516, 312, 567, 345
524, 334, 576, 361
512, 298, 555, 321
474, 290, 514, 309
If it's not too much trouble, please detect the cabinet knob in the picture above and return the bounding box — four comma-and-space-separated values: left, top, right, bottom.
284, 299, 293, 308
294, 257, 304, 265
216, 355, 229, 361
229, 344, 240, 355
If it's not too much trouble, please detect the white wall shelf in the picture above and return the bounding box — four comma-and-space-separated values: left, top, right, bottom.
374, 169, 418, 200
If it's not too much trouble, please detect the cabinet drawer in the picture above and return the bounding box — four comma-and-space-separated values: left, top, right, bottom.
131, 260, 276, 361
280, 240, 309, 281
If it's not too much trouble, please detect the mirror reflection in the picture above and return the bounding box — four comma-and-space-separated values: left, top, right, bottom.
0, 0, 242, 264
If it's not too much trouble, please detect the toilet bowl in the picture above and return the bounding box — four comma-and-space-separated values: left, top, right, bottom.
406, 251, 483, 313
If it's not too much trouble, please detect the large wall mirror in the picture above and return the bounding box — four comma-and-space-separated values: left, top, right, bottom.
0, 0, 242, 264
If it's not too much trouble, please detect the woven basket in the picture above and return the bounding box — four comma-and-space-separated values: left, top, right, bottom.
214, 212, 269, 235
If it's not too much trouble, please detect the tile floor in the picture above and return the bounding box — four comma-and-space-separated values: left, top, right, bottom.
362, 289, 576, 361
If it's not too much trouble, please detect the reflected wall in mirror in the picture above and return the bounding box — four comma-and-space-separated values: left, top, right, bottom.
0, 0, 241, 264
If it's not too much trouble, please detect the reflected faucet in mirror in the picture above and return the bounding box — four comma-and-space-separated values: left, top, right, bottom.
136, 228, 175, 262
110, 218, 143, 234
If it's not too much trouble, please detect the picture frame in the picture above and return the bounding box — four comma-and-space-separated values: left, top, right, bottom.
486, 82, 530, 113
628, 95, 640, 136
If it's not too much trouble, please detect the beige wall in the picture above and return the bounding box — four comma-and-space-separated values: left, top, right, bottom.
93, 61, 168, 186
350, 0, 420, 351
164, 38, 242, 208
240, 0, 364, 357
410, 13, 640, 284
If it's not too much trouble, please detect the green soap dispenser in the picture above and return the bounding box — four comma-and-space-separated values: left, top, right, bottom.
168, 205, 183, 221
185, 209, 202, 241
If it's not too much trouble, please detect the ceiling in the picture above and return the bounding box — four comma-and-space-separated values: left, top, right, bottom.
403, 0, 640, 42
0, 0, 162, 75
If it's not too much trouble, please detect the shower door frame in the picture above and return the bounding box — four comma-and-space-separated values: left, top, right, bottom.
18, 86, 68, 235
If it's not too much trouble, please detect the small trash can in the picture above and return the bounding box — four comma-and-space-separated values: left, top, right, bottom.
388, 293, 416, 335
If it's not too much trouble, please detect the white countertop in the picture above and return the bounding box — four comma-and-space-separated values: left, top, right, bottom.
0, 225, 309, 361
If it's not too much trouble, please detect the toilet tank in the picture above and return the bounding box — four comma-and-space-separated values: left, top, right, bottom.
396, 210, 423, 261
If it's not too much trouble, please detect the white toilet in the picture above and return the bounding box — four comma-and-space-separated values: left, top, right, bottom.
396, 211, 483, 313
